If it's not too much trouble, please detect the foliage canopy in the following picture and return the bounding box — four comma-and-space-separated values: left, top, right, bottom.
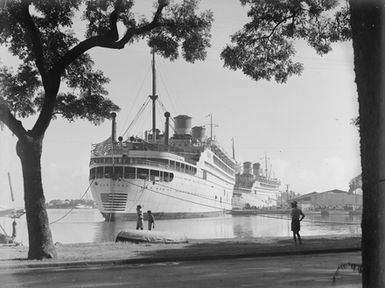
0, 0, 213, 129
221, 0, 351, 83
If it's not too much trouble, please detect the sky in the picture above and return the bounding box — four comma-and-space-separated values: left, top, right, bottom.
0, 0, 361, 207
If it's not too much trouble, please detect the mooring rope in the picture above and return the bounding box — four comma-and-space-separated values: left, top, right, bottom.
255, 213, 361, 226
49, 179, 94, 225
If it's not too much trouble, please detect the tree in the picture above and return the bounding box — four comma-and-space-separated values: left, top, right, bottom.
0, 0, 213, 260
349, 1, 384, 287
220, 0, 383, 286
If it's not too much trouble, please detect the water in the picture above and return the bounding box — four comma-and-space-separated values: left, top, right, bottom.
1, 209, 361, 246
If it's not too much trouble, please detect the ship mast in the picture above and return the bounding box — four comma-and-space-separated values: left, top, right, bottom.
207, 113, 218, 141
264, 153, 268, 177
232, 138, 235, 160
208, 113, 213, 140
149, 49, 158, 143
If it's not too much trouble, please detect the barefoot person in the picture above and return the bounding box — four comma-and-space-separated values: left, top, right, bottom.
147, 210, 155, 230
291, 201, 305, 244
136, 205, 144, 230
11, 219, 17, 241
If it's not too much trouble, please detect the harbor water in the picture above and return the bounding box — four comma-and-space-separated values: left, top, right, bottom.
2, 209, 361, 246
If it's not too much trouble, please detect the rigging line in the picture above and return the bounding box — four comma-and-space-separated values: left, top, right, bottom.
129, 98, 150, 130
155, 98, 174, 132
155, 100, 166, 129
0, 223, 8, 236
49, 179, 94, 225
156, 97, 168, 114
126, 175, 233, 206
121, 98, 151, 138
121, 178, 230, 211
119, 66, 152, 135
152, 180, 233, 206
255, 213, 361, 226
155, 62, 178, 115
133, 98, 151, 125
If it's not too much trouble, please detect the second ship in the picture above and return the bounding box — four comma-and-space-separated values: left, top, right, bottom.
232, 160, 281, 209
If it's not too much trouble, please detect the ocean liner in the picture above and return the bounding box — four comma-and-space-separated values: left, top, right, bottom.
89, 52, 236, 221
232, 160, 281, 209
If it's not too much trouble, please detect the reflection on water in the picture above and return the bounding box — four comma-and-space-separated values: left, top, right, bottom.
6, 209, 361, 246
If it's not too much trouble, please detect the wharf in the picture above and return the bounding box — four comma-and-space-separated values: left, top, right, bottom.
0, 235, 360, 270
230, 209, 291, 215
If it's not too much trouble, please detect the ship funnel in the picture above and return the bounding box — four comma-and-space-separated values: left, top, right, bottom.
243, 162, 252, 175
111, 112, 117, 142
174, 115, 192, 135
164, 112, 170, 145
192, 126, 206, 142
253, 163, 261, 176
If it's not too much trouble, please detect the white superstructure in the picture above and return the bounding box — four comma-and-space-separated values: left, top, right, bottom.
232, 161, 281, 209
89, 128, 236, 220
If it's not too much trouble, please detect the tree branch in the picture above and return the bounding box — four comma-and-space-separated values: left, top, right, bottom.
0, 104, 27, 140
103, 1, 169, 49
51, 0, 125, 76
13, 1, 49, 87
259, 13, 297, 40
33, 0, 169, 136
110, 0, 123, 35
52, 0, 169, 76
32, 0, 124, 137
31, 86, 61, 137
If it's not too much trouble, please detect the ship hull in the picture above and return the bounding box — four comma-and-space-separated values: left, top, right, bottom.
232, 187, 280, 209
102, 211, 225, 221
90, 169, 233, 221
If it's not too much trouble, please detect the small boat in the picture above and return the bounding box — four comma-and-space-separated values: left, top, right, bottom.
116, 229, 188, 243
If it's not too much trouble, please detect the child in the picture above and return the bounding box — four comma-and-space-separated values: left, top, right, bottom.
147, 210, 155, 231
136, 205, 144, 230
291, 201, 305, 244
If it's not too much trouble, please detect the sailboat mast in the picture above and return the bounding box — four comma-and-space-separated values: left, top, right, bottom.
7, 172, 14, 202
149, 49, 158, 143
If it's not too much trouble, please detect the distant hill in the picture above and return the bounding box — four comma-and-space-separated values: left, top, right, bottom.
46, 199, 95, 209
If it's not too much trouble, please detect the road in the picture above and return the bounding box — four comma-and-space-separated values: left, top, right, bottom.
2, 252, 361, 288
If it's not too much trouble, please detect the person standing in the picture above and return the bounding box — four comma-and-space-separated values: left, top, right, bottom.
11, 219, 17, 240
136, 205, 144, 230
291, 201, 305, 245
147, 210, 155, 231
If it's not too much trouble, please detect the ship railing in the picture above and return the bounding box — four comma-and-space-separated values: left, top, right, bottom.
209, 142, 235, 170
128, 158, 197, 175
91, 140, 199, 165
91, 157, 197, 176
254, 175, 281, 185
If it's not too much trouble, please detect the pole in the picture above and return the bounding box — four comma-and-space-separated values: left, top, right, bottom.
149, 49, 158, 143
209, 113, 213, 140
232, 138, 235, 159
7, 172, 14, 202
264, 153, 268, 177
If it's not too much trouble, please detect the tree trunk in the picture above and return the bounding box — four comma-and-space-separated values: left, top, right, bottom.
16, 136, 57, 260
350, 1, 385, 287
